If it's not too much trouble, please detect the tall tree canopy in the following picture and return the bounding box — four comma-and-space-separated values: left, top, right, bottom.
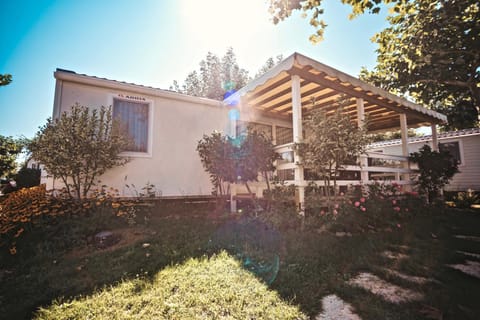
360, 0, 479, 130
268, 0, 480, 130
171, 48, 283, 101
171, 48, 250, 101
268, 0, 409, 43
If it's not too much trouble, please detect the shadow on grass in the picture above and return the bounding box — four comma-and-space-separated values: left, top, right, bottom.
1, 203, 480, 319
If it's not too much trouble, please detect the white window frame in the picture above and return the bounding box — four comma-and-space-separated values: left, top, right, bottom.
439, 139, 464, 167
110, 93, 154, 158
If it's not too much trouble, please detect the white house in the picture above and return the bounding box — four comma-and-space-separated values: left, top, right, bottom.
45, 53, 448, 210
368, 128, 480, 192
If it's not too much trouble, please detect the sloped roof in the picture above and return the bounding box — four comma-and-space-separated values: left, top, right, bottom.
369, 128, 480, 148
54, 68, 222, 107
224, 52, 447, 131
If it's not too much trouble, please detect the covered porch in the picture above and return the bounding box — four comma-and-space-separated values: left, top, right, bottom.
224, 53, 447, 212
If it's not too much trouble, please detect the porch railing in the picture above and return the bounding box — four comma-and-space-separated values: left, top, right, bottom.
231, 143, 415, 200
274, 143, 415, 187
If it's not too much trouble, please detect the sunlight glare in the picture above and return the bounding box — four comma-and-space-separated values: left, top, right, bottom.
179, 0, 271, 53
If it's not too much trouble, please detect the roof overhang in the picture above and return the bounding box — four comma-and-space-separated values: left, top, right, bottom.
224, 52, 447, 132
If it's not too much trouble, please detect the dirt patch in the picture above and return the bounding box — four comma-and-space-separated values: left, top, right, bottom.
66, 226, 150, 259
348, 272, 423, 304
315, 294, 362, 320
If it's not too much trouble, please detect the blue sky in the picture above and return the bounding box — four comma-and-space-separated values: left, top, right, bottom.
0, 0, 389, 138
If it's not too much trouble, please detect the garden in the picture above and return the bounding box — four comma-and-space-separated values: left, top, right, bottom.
1, 182, 479, 319
1, 104, 479, 319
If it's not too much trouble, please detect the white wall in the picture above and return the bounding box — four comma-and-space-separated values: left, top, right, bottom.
46, 73, 231, 197
370, 134, 480, 191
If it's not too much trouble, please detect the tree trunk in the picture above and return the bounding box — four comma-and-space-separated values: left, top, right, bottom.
244, 181, 261, 215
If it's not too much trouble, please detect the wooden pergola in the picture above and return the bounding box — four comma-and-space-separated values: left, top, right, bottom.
224, 53, 447, 212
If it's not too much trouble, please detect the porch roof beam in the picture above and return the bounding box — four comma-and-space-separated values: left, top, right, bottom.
288, 67, 440, 123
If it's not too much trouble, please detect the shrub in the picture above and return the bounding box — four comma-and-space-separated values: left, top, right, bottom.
262, 184, 299, 229
29, 104, 130, 199
0, 185, 51, 255
453, 189, 478, 209
0, 184, 155, 255
300, 181, 424, 232
409, 145, 459, 203
14, 167, 41, 189
341, 183, 422, 232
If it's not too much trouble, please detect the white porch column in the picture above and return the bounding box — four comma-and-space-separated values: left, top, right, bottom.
291, 75, 305, 213
399, 113, 411, 184
431, 123, 439, 151
356, 98, 369, 184
229, 108, 238, 213
400, 113, 409, 157
230, 183, 237, 213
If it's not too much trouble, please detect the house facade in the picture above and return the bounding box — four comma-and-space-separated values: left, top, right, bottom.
45, 53, 448, 211
49, 69, 231, 197
368, 128, 480, 192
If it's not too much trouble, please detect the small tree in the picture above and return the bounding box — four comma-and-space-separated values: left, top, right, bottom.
197, 130, 278, 211
197, 132, 236, 198
0, 135, 23, 178
237, 130, 278, 192
29, 104, 130, 199
297, 103, 370, 206
409, 145, 459, 204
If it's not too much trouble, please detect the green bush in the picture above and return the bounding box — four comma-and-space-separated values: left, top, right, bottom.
14, 167, 41, 189
453, 189, 479, 208
0, 184, 156, 256
410, 145, 459, 203
262, 184, 299, 229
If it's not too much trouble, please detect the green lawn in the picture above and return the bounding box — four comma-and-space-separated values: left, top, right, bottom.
1, 202, 479, 319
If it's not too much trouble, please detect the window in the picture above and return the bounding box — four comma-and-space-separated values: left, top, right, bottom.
275, 126, 293, 145
113, 98, 149, 153
277, 169, 294, 181
236, 121, 272, 139
439, 141, 462, 165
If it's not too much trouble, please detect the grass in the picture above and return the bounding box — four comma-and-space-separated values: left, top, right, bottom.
35, 252, 305, 320
1, 201, 480, 319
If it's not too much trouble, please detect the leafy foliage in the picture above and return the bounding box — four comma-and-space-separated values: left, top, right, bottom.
268, 0, 479, 128
171, 48, 250, 100
268, 0, 409, 43
171, 48, 284, 100
29, 104, 130, 198
197, 130, 278, 202
236, 130, 279, 191
409, 145, 459, 203
197, 132, 236, 197
452, 189, 479, 209
254, 54, 284, 78
0, 184, 155, 255
0, 135, 24, 178
361, 0, 480, 129
0, 73, 12, 86
296, 101, 370, 202
14, 167, 41, 188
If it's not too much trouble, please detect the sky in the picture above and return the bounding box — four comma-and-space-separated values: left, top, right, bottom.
0, 0, 390, 139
